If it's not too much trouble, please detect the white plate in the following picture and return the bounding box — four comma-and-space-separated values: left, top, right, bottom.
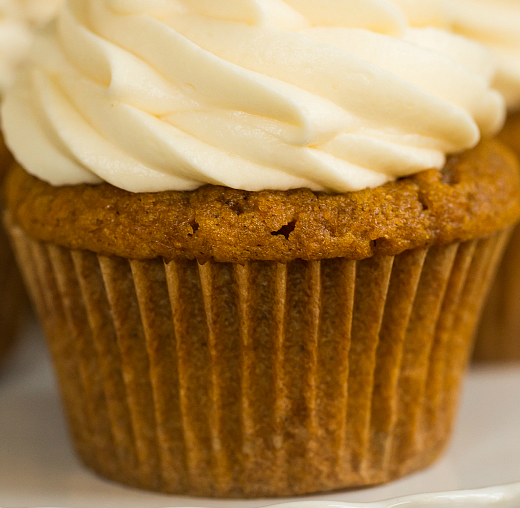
1, 318, 519, 508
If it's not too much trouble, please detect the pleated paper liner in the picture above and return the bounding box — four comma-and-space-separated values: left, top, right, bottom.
5, 212, 510, 497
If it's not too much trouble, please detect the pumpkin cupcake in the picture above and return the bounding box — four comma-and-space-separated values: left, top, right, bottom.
2, 0, 519, 497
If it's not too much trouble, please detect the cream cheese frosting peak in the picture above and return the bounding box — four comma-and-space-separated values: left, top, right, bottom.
2, 0, 505, 193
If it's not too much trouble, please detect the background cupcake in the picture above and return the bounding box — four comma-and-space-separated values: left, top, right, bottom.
0, 0, 63, 365
448, 0, 520, 361
0, 0, 63, 95
2, 0, 519, 496
398, 0, 520, 361
478, 108, 520, 361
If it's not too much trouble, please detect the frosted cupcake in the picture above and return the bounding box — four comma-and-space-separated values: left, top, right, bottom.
3, 0, 519, 496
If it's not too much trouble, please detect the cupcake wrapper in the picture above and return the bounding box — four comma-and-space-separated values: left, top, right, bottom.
5, 213, 510, 497
475, 224, 520, 361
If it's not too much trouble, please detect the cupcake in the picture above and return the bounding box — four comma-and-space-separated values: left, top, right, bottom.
401, 0, 520, 361
2, 0, 519, 497
0, 0, 63, 364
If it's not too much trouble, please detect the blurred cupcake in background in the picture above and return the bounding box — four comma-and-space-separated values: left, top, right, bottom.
0, 0, 63, 366
403, 0, 520, 361
448, 0, 520, 361
2, 0, 519, 496
0, 0, 63, 96
394, 0, 520, 109
452, 1, 520, 362
392, 0, 520, 361
448, 0, 520, 111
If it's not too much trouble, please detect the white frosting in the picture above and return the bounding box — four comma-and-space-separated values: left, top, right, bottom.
395, 0, 520, 110
0, 0, 62, 95
1, 0, 505, 193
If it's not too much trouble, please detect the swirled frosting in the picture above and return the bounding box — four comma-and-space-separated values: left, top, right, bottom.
0, 0, 62, 95
394, 0, 520, 110
1, 0, 505, 193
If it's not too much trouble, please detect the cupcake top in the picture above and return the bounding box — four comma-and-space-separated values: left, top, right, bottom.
397, 0, 520, 111
0, 0, 62, 95
1, 0, 505, 193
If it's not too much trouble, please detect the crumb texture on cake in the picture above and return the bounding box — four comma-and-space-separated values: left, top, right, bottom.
5, 139, 520, 263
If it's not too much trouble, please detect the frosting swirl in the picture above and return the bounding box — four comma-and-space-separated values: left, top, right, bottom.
0, 0, 62, 95
2, 0, 505, 193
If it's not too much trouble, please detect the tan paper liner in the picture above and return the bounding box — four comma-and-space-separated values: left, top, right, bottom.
475, 224, 520, 361
5, 212, 510, 497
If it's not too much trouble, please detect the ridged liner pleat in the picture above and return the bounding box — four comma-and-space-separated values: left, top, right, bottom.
5, 213, 511, 498
98, 256, 162, 490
